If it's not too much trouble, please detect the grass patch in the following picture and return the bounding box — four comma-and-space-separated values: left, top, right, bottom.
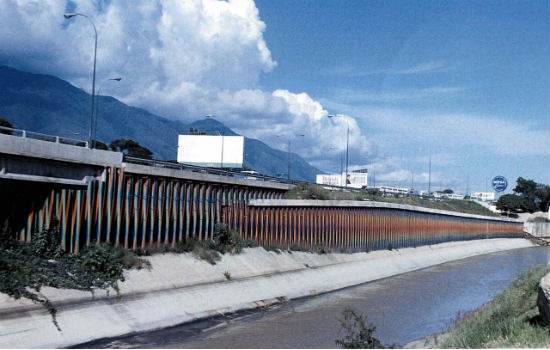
440, 264, 550, 348
283, 183, 499, 217
263, 245, 282, 254
289, 242, 309, 252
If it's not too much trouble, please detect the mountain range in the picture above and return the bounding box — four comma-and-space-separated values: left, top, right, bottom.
0, 65, 321, 182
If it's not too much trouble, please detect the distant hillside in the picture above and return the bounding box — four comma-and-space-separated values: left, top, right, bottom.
0, 65, 321, 181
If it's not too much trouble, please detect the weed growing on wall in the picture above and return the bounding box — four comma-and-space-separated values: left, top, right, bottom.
0, 219, 149, 330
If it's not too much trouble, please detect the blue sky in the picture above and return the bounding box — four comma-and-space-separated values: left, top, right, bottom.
255, 0, 550, 192
0, 0, 548, 194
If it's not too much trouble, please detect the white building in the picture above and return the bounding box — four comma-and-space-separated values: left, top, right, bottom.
433, 192, 466, 200
378, 186, 413, 197
316, 174, 342, 187
470, 191, 495, 202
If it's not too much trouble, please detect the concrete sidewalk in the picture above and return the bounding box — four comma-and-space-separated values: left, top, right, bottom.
0, 238, 535, 348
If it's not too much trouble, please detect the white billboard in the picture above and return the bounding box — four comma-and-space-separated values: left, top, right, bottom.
177, 135, 244, 168
316, 172, 368, 189
344, 172, 368, 189
316, 174, 343, 187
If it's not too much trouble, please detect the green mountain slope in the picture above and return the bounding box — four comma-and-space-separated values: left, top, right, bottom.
0, 65, 321, 181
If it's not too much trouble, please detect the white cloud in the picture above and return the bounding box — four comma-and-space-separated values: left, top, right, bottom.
0, 0, 277, 117
0, 0, 374, 175
366, 109, 550, 157
6, 0, 540, 190
325, 61, 450, 78
333, 86, 464, 104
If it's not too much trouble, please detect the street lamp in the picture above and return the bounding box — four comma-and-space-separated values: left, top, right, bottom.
328, 114, 349, 187
64, 12, 97, 149
93, 77, 121, 148
277, 133, 304, 180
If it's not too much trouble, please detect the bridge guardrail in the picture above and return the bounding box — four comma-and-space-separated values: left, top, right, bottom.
0, 125, 297, 185
122, 156, 298, 185
0, 125, 89, 147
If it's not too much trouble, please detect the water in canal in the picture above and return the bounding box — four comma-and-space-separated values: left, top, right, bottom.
76, 246, 550, 349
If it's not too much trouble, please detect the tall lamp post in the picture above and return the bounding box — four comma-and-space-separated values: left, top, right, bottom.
94, 77, 121, 148
328, 114, 349, 187
64, 12, 97, 149
277, 134, 304, 181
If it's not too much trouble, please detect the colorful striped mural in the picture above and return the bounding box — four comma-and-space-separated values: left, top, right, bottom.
242, 200, 524, 253
11, 165, 524, 255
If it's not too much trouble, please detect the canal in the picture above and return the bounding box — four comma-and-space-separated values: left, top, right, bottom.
75, 246, 550, 349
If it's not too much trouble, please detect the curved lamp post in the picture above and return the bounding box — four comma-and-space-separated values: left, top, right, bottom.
328, 114, 349, 187
94, 77, 121, 148
64, 12, 97, 149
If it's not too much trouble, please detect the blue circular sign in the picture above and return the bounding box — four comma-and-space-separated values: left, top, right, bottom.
492, 175, 508, 192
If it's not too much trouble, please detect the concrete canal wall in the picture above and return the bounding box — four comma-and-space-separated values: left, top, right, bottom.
525, 222, 550, 238
0, 238, 534, 349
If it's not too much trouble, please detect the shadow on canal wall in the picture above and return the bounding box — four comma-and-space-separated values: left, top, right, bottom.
0, 238, 535, 348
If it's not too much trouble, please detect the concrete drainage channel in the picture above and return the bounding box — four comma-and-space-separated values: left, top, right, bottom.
0, 238, 535, 348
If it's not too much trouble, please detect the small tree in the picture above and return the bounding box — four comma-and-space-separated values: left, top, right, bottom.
514, 177, 538, 213
109, 139, 153, 160
335, 308, 385, 349
0, 118, 13, 135
536, 184, 550, 213
92, 140, 109, 150
496, 194, 523, 216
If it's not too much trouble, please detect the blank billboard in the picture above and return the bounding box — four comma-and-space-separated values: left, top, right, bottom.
177, 135, 244, 168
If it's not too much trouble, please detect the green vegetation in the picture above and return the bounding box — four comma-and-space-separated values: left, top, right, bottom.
440, 265, 550, 348
109, 139, 154, 159
0, 220, 148, 330
530, 216, 550, 223
0, 221, 257, 330
289, 243, 310, 252
0, 117, 13, 134
263, 245, 283, 254
284, 183, 499, 217
496, 177, 550, 216
335, 307, 389, 349
223, 271, 232, 280
134, 223, 257, 265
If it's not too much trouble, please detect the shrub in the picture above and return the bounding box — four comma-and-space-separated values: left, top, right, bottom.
223, 271, 232, 280
335, 307, 387, 349
314, 240, 328, 254
289, 243, 309, 252
263, 245, 282, 254
0, 221, 148, 331
192, 243, 221, 265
